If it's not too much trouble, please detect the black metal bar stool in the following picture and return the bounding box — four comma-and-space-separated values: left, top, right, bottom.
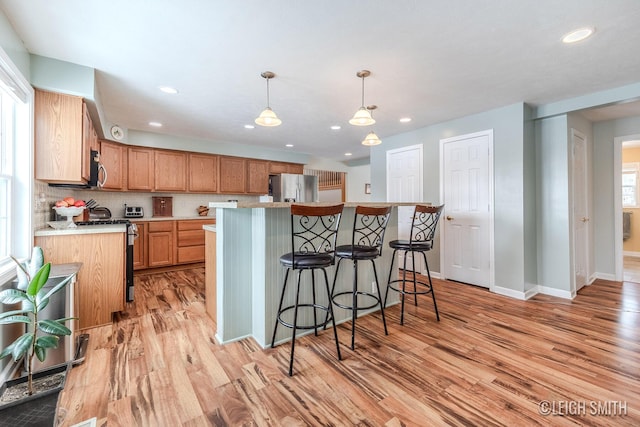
384, 204, 444, 325
270, 203, 344, 376
329, 206, 391, 350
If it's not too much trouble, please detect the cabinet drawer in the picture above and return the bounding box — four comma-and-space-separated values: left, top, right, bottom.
177, 229, 205, 247
177, 245, 205, 263
148, 221, 174, 232
178, 219, 215, 231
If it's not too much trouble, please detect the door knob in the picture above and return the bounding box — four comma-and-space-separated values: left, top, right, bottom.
446, 216, 454, 221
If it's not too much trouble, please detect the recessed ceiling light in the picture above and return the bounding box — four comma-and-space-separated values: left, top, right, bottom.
244, 124, 255, 129
158, 86, 179, 94
148, 121, 162, 127
331, 125, 341, 130
400, 117, 412, 123
285, 144, 294, 147
562, 27, 594, 44
345, 152, 352, 156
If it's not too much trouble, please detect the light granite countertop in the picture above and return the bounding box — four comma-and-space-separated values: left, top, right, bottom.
35, 223, 127, 237
209, 201, 427, 209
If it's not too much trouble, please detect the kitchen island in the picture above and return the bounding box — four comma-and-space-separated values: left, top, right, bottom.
205, 202, 416, 347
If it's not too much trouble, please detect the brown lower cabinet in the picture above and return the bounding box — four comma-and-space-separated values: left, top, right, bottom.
133, 218, 215, 270
35, 232, 125, 330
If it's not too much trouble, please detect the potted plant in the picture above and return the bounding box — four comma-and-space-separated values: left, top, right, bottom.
0, 257, 75, 426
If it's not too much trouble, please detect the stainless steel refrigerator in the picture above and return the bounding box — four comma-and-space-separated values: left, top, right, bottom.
270, 174, 319, 202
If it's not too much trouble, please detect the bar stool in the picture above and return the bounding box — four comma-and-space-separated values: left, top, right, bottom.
384, 204, 444, 325
329, 206, 391, 350
270, 204, 344, 376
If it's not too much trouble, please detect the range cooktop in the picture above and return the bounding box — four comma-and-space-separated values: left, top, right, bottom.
74, 219, 131, 226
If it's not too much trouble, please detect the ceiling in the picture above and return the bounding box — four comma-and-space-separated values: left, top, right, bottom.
2, 0, 640, 162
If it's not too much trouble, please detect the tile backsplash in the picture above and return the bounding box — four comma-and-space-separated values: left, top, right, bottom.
34, 180, 258, 230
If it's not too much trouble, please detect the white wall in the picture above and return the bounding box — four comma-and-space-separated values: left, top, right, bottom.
346, 163, 371, 202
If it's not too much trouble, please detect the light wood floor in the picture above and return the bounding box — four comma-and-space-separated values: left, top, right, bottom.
56, 269, 640, 426
624, 256, 640, 283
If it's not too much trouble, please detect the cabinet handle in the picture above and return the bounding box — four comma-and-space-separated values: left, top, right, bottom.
446, 216, 454, 221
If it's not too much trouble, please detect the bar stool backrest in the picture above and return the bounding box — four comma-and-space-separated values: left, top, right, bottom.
352, 206, 392, 256
290, 204, 344, 260
410, 205, 445, 245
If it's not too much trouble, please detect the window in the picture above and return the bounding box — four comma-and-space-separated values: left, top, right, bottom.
622, 163, 640, 208
0, 47, 32, 285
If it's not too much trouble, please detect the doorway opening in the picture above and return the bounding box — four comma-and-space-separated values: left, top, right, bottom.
618, 137, 640, 283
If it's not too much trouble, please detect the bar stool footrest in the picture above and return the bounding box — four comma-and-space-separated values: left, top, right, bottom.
332, 290, 382, 311
387, 278, 434, 296
276, 304, 334, 330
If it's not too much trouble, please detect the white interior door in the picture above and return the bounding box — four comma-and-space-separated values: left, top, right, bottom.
572, 129, 589, 292
441, 130, 492, 288
387, 144, 423, 272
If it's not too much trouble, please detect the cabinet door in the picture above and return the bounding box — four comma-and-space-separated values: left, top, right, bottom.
100, 140, 126, 190
155, 150, 187, 191
148, 231, 174, 267
269, 161, 289, 174
133, 222, 147, 270
288, 163, 304, 174
246, 159, 270, 194
34, 89, 85, 183
81, 104, 92, 182
219, 156, 246, 193
128, 147, 155, 190
188, 153, 219, 193
35, 232, 125, 330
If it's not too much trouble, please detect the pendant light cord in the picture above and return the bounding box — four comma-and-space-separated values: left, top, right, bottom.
266, 77, 271, 108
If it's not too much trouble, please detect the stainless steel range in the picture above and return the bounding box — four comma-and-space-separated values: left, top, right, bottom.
75, 219, 138, 301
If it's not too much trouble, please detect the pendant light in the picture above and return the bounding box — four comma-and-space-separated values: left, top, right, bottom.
361, 105, 381, 146
362, 131, 382, 146
255, 71, 282, 127
349, 70, 375, 126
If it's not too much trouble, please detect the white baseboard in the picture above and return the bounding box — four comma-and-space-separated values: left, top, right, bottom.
595, 272, 617, 281
535, 285, 575, 299
492, 285, 528, 300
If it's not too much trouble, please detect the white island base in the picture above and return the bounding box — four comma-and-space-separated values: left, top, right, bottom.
205, 202, 405, 348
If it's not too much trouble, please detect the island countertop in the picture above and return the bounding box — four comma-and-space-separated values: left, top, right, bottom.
209, 201, 427, 209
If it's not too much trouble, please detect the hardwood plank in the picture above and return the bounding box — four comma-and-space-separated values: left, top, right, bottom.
57, 269, 640, 426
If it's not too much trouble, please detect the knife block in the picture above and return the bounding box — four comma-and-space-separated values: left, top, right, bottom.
152, 196, 173, 217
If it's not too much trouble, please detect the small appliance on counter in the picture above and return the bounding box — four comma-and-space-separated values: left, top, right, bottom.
124, 204, 144, 218
152, 196, 173, 217
89, 206, 112, 220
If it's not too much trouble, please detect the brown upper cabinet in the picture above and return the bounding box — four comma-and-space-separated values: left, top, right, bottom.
246, 159, 270, 194
127, 147, 155, 190
35, 89, 97, 184
219, 156, 246, 194
99, 139, 127, 190
155, 150, 187, 191
269, 161, 304, 175
188, 153, 219, 193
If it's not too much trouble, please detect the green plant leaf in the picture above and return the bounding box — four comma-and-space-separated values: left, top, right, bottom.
0, 288, 29, 305
35, 346, 46, 362
27, 262, 51, 297
40, 274, 74, 302
0, 333, 33, 361
0, 315, 30, 325
37, 297, 50, 312
36, 335, 59, 349
0, 308, 30, 319
38, 319, 71, 336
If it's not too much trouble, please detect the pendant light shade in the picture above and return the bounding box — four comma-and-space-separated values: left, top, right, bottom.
255, 71, 282, 127
349, 70, 375, 126
362, 131, 382, 146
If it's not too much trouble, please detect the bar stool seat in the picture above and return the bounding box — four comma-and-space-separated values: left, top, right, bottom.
271, 203, 344, 376
329, 206, 392, 350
